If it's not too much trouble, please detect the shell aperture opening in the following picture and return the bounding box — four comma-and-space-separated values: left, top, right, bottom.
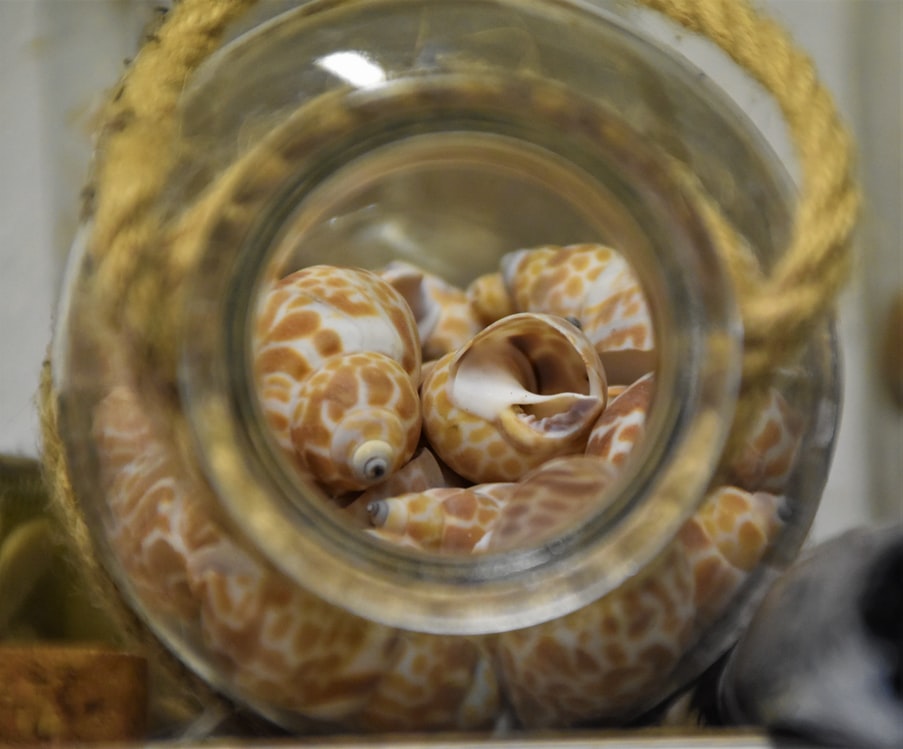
449, 314, 605, 440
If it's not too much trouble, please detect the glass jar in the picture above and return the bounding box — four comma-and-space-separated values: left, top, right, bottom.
51, 0, 839, 733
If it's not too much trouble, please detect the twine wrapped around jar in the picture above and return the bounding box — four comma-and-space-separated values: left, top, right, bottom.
39, 0, 860, 735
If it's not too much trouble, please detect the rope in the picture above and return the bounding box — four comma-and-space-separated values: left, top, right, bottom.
86, 0, 260, 383
39, 2, 259, 734
636, 0, 860, 443
39, 0, 860, 733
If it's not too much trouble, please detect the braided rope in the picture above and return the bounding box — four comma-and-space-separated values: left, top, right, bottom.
88, 0, 260, 359
40, 1, 259, 733
637, 0, 860, 440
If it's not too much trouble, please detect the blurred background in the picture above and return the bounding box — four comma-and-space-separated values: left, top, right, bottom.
1, 0, 900, 543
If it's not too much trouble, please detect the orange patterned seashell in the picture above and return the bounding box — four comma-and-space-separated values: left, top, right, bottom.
496, 542, 696, 727
367, 482, 516, 553
92, 386, 208, 621
289, 351, 422, 494
184, 534, 398, 722
380, 261, 483, 361
254, 265, 422, 494
485, 454, 620, 552
585, 372, 655, 469
343, 447, 449, 528
727, 388, 803, 494
466, 271, 515, 327
355, 634, 500, 731
92, 383, 401, 723
501, 244, 656, 384
606, 383, 629, 400
420, 313, 607, 483
677, 485, 786, 623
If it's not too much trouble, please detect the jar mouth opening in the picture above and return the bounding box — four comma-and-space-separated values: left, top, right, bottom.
180, 73, 741, 635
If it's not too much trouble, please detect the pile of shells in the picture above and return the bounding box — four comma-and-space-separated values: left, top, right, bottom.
254, 244, 661, 552
253, 244, 796, 557
91, 244, 802, 730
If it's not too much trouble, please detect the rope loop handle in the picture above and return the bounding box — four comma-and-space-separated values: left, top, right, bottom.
638, 0, 859, 450
639, 0, 860, 390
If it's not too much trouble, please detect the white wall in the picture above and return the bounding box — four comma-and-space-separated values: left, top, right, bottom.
1, 0, 899, 539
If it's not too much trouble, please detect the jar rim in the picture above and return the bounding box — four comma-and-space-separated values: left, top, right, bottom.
179, 68, 742, 634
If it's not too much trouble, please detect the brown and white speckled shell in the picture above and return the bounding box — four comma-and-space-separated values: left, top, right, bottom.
490, 480, 786, 727
502, 244, 656, 384
92, 384, 400, 722
289, 351, 422, 494
585, 372, 655, 469
366, 482, 516, 553
379, 261, 483, 361
466, 271, 515, 327
254, 265, 422, 493
485, 455, 620, 553
496, 542, 696, 727
678, 486, 786, 623
727, 388, 802, 494
93, 386, 206, 621
355, 635, 499, 731
344, 447, 449, 528
92, 381, 502, 729
421, 313, 607, 483
185, 538, 397, 721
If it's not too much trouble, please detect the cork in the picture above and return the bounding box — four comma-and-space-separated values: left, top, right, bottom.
0, 645, 147, 742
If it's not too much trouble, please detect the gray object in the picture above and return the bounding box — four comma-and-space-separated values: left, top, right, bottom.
719, 525, 903, 748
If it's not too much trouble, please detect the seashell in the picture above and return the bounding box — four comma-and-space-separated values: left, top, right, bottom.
677, 485, 786, 623
586, 372, 655, 469
727, 387, 802, 494
363, 527, 427, 550
717, 525, 903, 749
379, 261, 483, 361
92, 386, 205, 620
501, 243, 656, 384
367, 482, 515, 553
466, 271, 515, 326
496, 541, 696, 727
606, 384, 629, 400
421, 313, 607, 483
356, 634, 500, 731
344, 447, 448, 528
186, 535, 399, 721
254, 265, 422, 493
485, 455, 620, 553
93, 384, 402, 723
492, 483, 785, 728
419, 359, 445, 388
289, 351, 422, 494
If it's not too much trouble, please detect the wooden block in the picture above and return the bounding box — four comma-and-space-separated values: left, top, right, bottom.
0, 644, 147, 743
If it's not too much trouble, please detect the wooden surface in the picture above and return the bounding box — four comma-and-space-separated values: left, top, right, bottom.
0, 644, 147, 743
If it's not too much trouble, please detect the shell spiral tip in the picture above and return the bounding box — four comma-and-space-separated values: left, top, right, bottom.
352, 440, 395, 484
367, 500, 389, 527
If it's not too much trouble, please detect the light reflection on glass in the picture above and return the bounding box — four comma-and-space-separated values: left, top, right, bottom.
316, 51, 386, 87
